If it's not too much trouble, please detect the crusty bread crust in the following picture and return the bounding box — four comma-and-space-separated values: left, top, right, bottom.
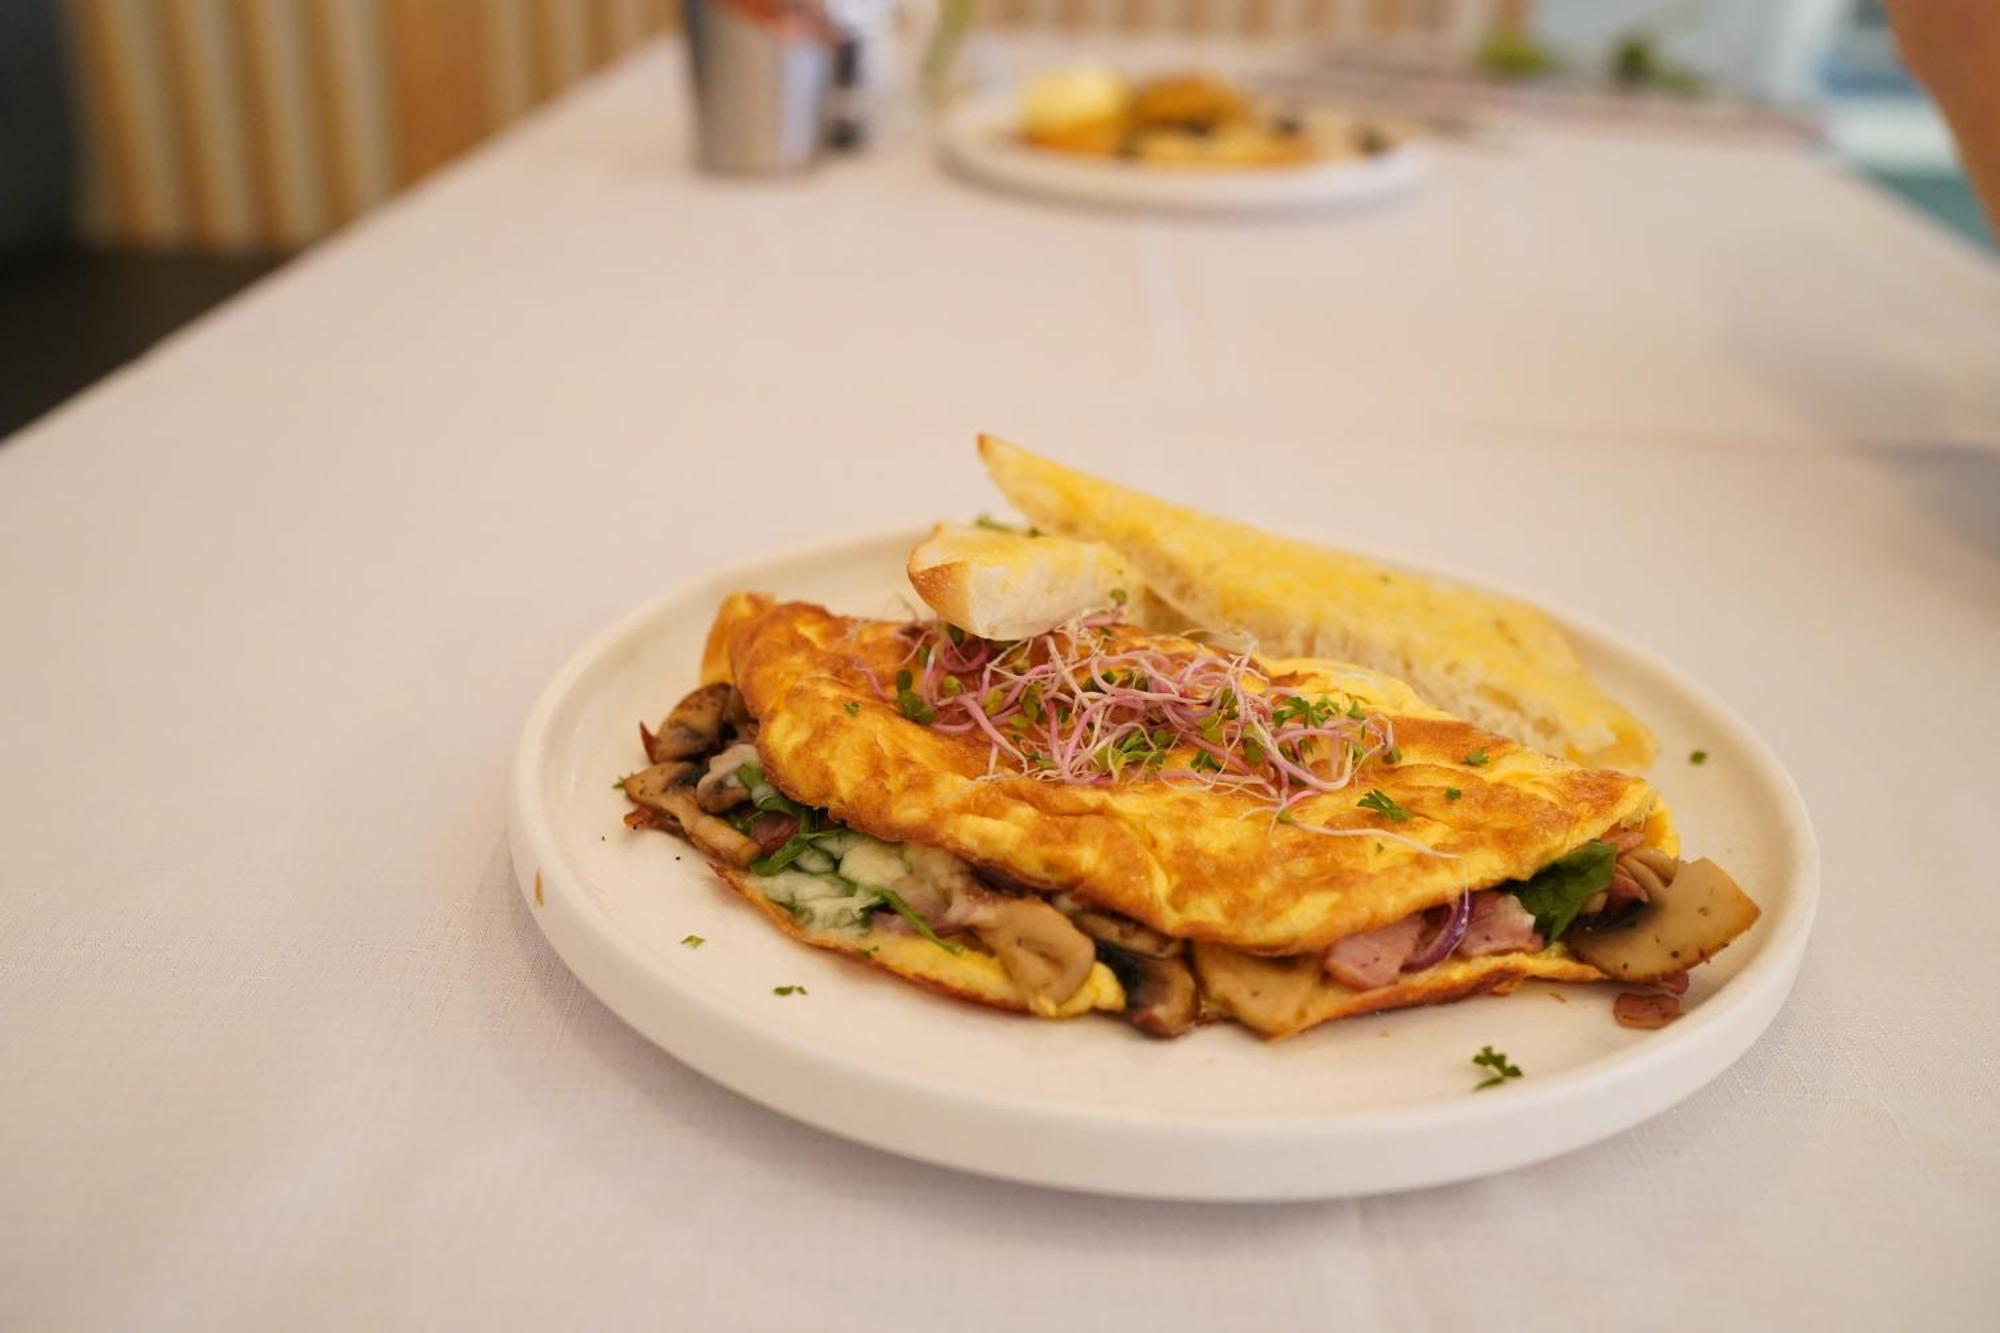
977, 435, 1658, 772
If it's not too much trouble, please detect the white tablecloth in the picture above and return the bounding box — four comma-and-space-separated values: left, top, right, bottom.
4, 40, 1998, 1332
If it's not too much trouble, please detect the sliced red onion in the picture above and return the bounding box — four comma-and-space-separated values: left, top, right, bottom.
1403, 893, 1471, 972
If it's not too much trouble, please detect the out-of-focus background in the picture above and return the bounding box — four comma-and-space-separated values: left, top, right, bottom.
0, 0, 1987, 436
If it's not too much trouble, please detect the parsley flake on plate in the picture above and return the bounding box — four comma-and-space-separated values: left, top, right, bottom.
680, 934, 704, 949
1472, 1045, 1523, 1090
772, 985, 807, 997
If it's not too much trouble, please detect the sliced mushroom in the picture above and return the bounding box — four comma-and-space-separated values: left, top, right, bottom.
695, 740, 761, 813
625, 777, 758, 867
1189, 943, 1321, 1038
621, 760, 697, 831
1623, 854, 1671, 901
1567, 858, 1760, 982
964, 896, 1098, 1014
1060, 903, 1182, 960
648, 682, 733, 761
1100, 947, 1198, 1038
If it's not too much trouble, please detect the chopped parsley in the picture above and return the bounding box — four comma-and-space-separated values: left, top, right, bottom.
1382, 745, 1403, 765
1357, 788, 1410, 822
1472, 1045, 1523, 1090
680, 934, 704, 949
1444, 788, 1462, 802
1509, 840, 1615, 942
843, 701, 860, 716
1689, 749, 1709, 765
772, 985, 807, 997
1109, 587, 1128, 605
1462, 749, 1490, 767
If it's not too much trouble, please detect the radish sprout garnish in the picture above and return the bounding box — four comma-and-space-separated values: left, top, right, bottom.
877, 610, 1454, 856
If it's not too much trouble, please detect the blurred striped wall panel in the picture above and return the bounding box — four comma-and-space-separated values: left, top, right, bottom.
59, 0, 1520, 251
62, 0, 685, 250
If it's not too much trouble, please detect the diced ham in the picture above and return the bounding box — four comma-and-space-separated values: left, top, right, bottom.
1614, 991, 1682, 1029
1324, 914, 1426, 990
1655, 970, 1690, 996
1459, 891, 1544, 958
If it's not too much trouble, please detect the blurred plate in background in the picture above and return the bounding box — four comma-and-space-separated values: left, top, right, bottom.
936, 93, 1429, 216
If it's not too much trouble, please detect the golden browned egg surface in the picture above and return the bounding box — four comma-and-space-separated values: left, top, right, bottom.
706, 595, 1666, 956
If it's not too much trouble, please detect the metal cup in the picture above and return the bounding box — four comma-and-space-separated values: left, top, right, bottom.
683, 0, 831, 174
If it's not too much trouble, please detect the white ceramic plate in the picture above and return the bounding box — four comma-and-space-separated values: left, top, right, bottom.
936, 95, 1429, 216
511, 530, 1816, 1201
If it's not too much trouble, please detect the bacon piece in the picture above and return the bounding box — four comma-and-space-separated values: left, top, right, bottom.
1324, 914, 1426, 990
1614, 991, 1682, 1029
1655, 969, 1690, 996
1459, 891, 1544, 958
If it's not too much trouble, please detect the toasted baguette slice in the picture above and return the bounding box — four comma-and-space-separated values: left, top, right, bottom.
978, 435, 1657, 771
907, 523, 1147, 640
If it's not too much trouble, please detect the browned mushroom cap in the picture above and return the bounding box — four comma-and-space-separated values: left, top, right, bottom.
695, 740, 761, 813
965, 896, 1097, 1013
623, 763, 759, 866
1101, 948, 1199, 1038
648, 682, 733, 762
621, 760, 698, 832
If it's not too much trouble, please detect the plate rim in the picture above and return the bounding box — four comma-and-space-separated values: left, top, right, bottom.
510, 523, 1818, 1199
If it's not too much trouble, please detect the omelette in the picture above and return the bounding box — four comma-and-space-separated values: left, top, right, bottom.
621, 593, 1758, 1040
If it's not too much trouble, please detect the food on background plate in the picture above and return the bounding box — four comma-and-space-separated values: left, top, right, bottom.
977, 435, 1658, 772
621, 568, 1757, 1039
1019, 66, 1403, 170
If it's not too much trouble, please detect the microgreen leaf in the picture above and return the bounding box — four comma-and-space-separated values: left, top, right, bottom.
1508, 840, 1615, 942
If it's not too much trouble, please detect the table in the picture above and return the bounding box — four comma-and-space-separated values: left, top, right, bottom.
4, 38, 1997, 1333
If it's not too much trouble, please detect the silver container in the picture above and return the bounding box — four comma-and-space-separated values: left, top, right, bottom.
684, 0, 831, 174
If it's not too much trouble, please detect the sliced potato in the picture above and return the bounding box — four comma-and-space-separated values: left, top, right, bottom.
1567, 858, 1761, 982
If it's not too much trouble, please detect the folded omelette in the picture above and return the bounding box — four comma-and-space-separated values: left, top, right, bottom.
621, 595, 1758, 1040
